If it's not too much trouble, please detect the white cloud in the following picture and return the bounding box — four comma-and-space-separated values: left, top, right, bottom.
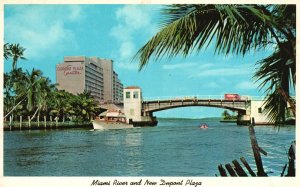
110, 5, 157, 70
68, 5, 83, 21
116, 61, 139, 70
115, 5, 151, 30
162, 62, 214, 71
189, 67, 251, 78
162, 63, 198, 70
5, 5, 83, 59
119, 41, 135, 60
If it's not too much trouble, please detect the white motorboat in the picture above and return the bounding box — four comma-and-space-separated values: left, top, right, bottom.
92, 110, 134, 130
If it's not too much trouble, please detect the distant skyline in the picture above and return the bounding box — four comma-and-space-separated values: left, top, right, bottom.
4, 4, 274, 118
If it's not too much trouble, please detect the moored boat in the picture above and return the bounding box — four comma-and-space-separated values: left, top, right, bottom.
93, 110, 134, 130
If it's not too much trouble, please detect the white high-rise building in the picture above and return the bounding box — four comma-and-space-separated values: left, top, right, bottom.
56, 56, 123, 103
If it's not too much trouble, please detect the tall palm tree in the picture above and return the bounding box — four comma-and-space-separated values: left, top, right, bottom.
134, 4, 295, 123
49, 90, 75, 122
24, 69, 42, 113
4, 73, 15, 115
4, 42, 12, 60
10, 43, 27, 70
4, 68, 57, 120
32, 77, 57, 119
254, 41, 295, 122
73, 91, 98, 121
3, 69, 27, 118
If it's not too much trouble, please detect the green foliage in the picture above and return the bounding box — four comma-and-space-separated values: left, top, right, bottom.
48, 90, 99, 122
4, 42, 12, 60
221, 110, 237, 120
3, 68, 100, 123
4, 43, 27, 70
49, 90, 75, 121
71, 90, 98, 121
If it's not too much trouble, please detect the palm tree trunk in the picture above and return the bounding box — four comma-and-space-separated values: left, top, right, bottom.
4, 97, 26, 119
277, 87, 295, 116
31, 107, 40, 121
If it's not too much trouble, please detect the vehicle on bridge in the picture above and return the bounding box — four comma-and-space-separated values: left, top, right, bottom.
224, 93, 241, 100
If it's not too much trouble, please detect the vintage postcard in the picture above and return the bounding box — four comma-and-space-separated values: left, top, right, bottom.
1, 1, 298, 187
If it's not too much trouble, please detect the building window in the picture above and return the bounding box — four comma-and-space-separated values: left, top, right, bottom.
258, 108, 263, 113
133, 91, 139, 99
126, 92, 130, 99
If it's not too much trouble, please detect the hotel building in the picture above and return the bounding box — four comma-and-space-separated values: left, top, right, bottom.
56, 56, 124, 103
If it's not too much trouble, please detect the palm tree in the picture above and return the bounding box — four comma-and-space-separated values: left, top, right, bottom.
4, 73, 15, 115
3, 69, 27, 118
10, 43, 27, 70
4, 68, 58, 120
32, 77, 57, 119
254, 42, 295, 122
49, 90, 75, 122
24, 69, 42, 114
134, 4, 295, 123
4, 42, 12, 60
72, 91, 98, 121
222, 110, 231, 120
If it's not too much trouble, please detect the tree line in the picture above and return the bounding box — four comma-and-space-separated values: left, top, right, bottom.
4, 42, 100, 123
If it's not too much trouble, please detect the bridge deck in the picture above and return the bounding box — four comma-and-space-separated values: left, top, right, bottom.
142, 99, 250, 113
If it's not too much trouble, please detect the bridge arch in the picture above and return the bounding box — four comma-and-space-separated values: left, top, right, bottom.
142, 99, 250, 116
145, 104, 246, 113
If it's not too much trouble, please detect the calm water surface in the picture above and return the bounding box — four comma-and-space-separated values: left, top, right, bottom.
4, 119, 295, 176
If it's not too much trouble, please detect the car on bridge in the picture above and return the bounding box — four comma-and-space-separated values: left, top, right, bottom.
224, 93, 241, 100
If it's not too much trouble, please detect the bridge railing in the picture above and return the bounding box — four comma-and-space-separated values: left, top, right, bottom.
143, 95, 224, 101
143, 95, 269, 101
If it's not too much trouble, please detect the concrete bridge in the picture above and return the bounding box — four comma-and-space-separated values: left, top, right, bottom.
142, 96, 251, 115
123, 87, 269, 126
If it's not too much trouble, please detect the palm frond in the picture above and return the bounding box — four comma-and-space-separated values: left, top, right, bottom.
4, 42, 12, 60
135, 4, 276, 70
254, 40, 295, 122
254, 41, 294, 93
262, 89, 287, 123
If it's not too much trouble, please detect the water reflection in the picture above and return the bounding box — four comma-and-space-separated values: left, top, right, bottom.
124, 130, 142, 147
124, 130, 144, 175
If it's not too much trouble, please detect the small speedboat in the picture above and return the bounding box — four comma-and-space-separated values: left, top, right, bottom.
200, 123, 208, 129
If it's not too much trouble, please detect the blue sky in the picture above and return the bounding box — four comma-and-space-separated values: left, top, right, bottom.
4, 4, 273, 118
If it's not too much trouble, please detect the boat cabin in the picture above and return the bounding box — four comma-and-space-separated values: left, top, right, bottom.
98, 110, 126, 123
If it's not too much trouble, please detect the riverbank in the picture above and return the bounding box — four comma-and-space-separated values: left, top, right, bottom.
3, 121, 92, 131
220, 119, 237, 123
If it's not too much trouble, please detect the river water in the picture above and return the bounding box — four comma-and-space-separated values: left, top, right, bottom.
4, 118, 295, 176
